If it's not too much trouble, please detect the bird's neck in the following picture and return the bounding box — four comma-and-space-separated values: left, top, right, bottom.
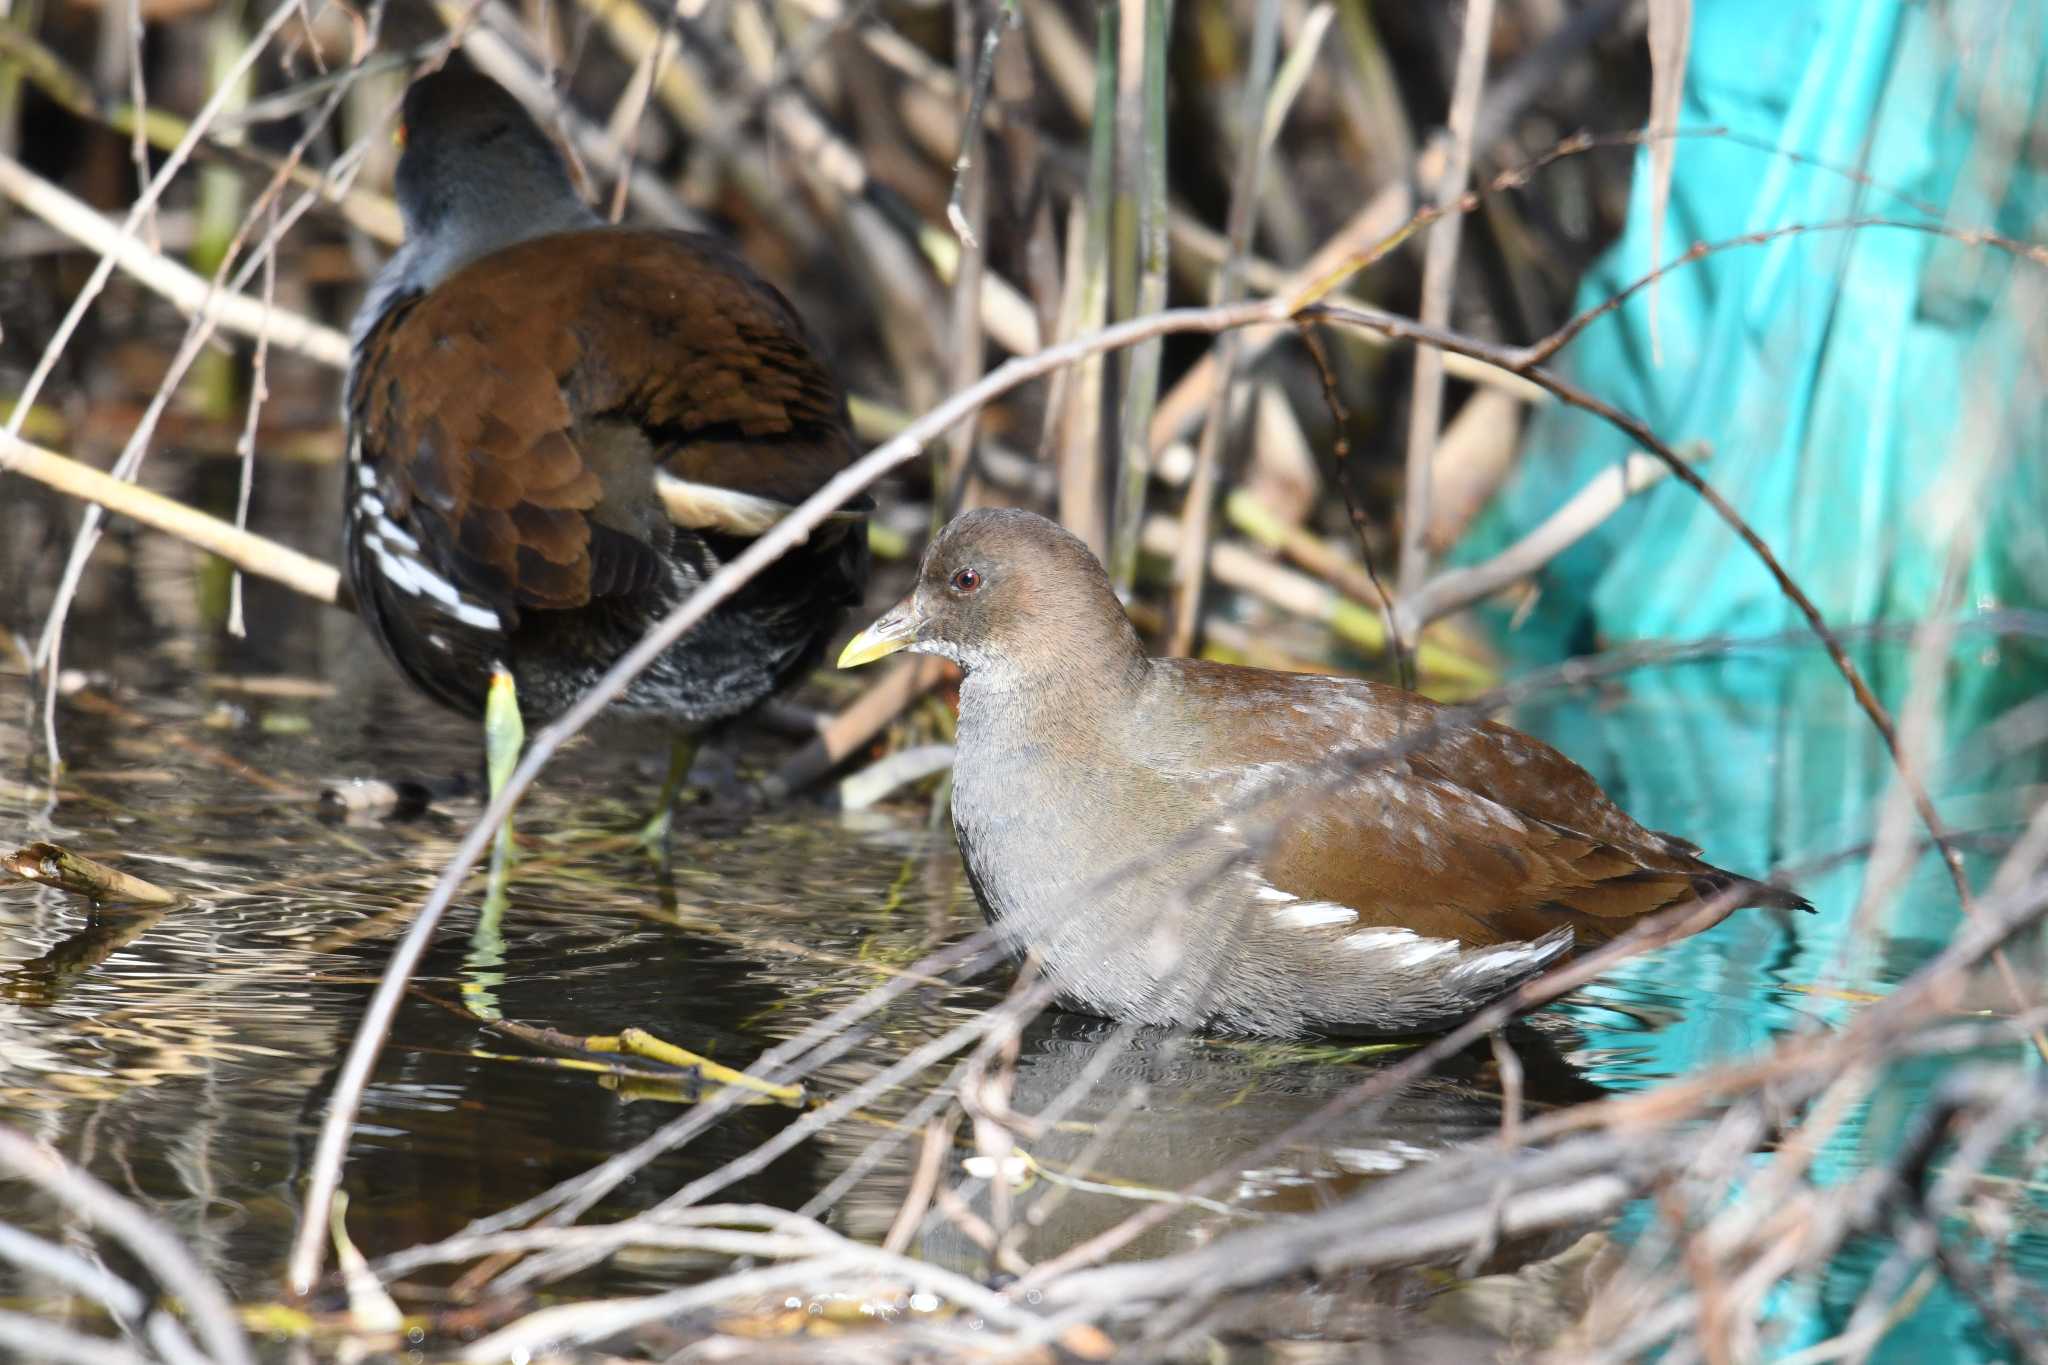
956, 636, 1148, 760
948, 633, 1155, 944
354, 195, 599, 343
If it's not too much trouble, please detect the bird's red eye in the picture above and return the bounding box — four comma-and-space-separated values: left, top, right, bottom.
950, 567, 981, 593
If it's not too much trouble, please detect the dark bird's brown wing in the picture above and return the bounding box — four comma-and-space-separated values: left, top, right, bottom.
346, 227, 860, 621
564, 230, 862, 511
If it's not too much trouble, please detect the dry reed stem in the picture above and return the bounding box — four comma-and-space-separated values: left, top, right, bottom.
1, 840, 179, 905
1164, 0, 1286, 655
1395, 0, 1495, 601
0, 22, 403, 242
0, 434, 343, 605
0, 154, 351, 365
1104, 0, 1172, 592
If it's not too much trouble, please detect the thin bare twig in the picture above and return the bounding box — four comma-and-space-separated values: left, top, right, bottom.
226, 201, 280, 639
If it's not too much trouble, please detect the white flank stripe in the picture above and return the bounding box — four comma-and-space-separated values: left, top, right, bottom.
371, 544, 501, 631
447, 598, 502, 630
1344, 928, 1460, 966
1272, 901, 1358, 929
1450, 936, 1565, 977
373, 515, 418, 552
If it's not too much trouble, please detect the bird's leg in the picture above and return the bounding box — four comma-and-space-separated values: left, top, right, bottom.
637, 731, 702, 853
470, 666, 525, 1010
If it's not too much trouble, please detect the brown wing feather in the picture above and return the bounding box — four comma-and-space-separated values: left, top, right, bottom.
1255, 781, 1704, 949
1150, 660, 1762, 951
565, 231, 859, 506
347, 227, 856, 615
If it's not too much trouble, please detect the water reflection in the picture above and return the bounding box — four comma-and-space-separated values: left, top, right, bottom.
913, 1012, 1608, 1263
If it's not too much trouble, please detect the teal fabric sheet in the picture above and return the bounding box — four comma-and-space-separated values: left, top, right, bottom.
1465, 0, 2047, 647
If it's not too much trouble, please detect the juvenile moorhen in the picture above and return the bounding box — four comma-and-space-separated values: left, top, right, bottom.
839, 509, 1810, 1037
343, 57, 867, 825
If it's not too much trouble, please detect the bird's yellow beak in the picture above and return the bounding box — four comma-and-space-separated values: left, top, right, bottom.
836, 599, 920, 668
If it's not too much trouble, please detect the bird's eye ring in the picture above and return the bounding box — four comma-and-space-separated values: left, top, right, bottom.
950, 567, 982, 594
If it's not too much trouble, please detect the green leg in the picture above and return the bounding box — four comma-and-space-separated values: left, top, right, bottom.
637, 731, 701, 853
471, 666, 525, 1012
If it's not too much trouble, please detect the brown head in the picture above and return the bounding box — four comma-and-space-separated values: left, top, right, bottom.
839, 509, 1145, 689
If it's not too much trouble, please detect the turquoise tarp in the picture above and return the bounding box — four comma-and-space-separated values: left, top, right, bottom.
1466, 0, 2048, 647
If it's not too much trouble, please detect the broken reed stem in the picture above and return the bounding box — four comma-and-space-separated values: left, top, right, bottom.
1, 841, 179, 906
